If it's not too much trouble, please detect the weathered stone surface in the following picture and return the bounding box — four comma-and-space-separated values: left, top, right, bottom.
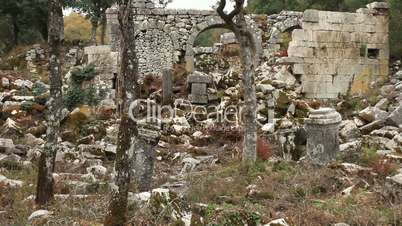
287, 4, 389, 99
339, 120, 361, 142
0, 118, 23, 139
107, 4, 266, 75
359, 107, 388, 123
0, 174, 23, 188
162, 68, 173, 105
0, 138, 15, 153
387, 104, 402, 126
264, 218, 290, 226
13, 79, 33, 89
305, 108, 342, 165
28, 210, 52, 222
1, 77, 9, 88
220, 32, 237, 44
188, 71, 211, 104
256, 84, 275, 94
360, 119, 386, 135
86, 165, 107, 177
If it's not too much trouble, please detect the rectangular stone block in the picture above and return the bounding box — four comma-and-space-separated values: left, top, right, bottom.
287, 46, 314, 58
191, 83, 207, 95
303, 10, 319, 23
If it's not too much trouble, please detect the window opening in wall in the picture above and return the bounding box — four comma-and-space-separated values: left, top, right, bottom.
367, 48, 380, 59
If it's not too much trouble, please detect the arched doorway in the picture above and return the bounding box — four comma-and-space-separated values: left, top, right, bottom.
185, 17, 263, 72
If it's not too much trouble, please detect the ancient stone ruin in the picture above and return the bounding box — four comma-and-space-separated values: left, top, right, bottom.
104, 1, 390, 100
284, 2, 390, 98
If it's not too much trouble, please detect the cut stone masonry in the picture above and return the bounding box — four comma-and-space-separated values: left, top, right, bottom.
283, 2, 390, 99
104, 1, 389, 100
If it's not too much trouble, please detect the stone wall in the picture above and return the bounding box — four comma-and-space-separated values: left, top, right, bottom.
284, 2, 390, 99
84, 45, 119, 91
106, 4, 265, 76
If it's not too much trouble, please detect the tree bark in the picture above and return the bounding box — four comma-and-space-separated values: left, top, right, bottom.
35, 0, 64, 206
104, 0, 138, 225
11, 13, 19, 46
90, 18, 99, 45
217, 0, 257, 163
100, 12, 107, 45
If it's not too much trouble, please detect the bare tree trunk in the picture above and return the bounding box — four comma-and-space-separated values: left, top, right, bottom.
11, 14, 19, 46
100, 12, 107, 45
90, 18, 98, 46
237, 30, 257, 163
217, 0, 257, 163
104, 0, 138, 225
35, 0, 64, 206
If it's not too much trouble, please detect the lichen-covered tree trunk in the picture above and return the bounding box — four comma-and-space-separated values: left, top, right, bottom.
35, 0, 64, 206
90, 18, 99, 45
217, 0, 257, 163
237, 29, 257, 163
100, 12, 107, 45
104, 0, 138, 225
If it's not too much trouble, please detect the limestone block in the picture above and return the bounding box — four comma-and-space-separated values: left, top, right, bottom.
366, 2, 389, 10
313, 31, 352, 43
287, 46, 314, 58
291, 29, 311, 42
84, 45, 111, 55
303, 10, 319, 23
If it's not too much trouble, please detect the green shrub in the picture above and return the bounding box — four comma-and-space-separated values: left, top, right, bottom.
64, 85, 101, 110
20, 101, 35, 112
32, 82, 48, 96
64, 86, 85, 109
64, 64, 101, 110
70, 64, 96, 85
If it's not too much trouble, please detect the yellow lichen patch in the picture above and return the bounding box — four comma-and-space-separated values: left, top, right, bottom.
351, 67, 374, 95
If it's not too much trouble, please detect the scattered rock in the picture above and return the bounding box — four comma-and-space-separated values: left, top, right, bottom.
0, 174, 23, 188
2, 101, 21, 112
340, 163, 371, 174
23, 133, 45, 146
86, 165, 107, 177
28, 210, 52, 222
181, 157, 201, 174
340, 140, 362, 152
358, 107, 388, 123
13, 79, 33, 89
375, 98, 389, 110
262, 123, 275, 133
339, 120, 361, 142
264, 218, 290, 226
386, 104, 402, 127
256, 83, 275, 94
1, 77, 9, 88
0, 138, 15, 153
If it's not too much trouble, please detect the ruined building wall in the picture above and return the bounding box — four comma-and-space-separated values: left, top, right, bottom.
106, 3, 265, 76
285, 2, 390, 99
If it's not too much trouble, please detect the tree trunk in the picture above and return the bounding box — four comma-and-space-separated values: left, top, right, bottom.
11, 14, 19, 46
100, 12, 107, 45
104, 0, 138, 225
217, 0, 257, 163
90, 18, 99, 45
35, 0, 64, 206
237, 31, 257, 163
236, 15, 257, 163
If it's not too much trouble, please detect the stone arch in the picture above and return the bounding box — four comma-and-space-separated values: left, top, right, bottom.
184, 16, 263, 72
267, 17, 302, 55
